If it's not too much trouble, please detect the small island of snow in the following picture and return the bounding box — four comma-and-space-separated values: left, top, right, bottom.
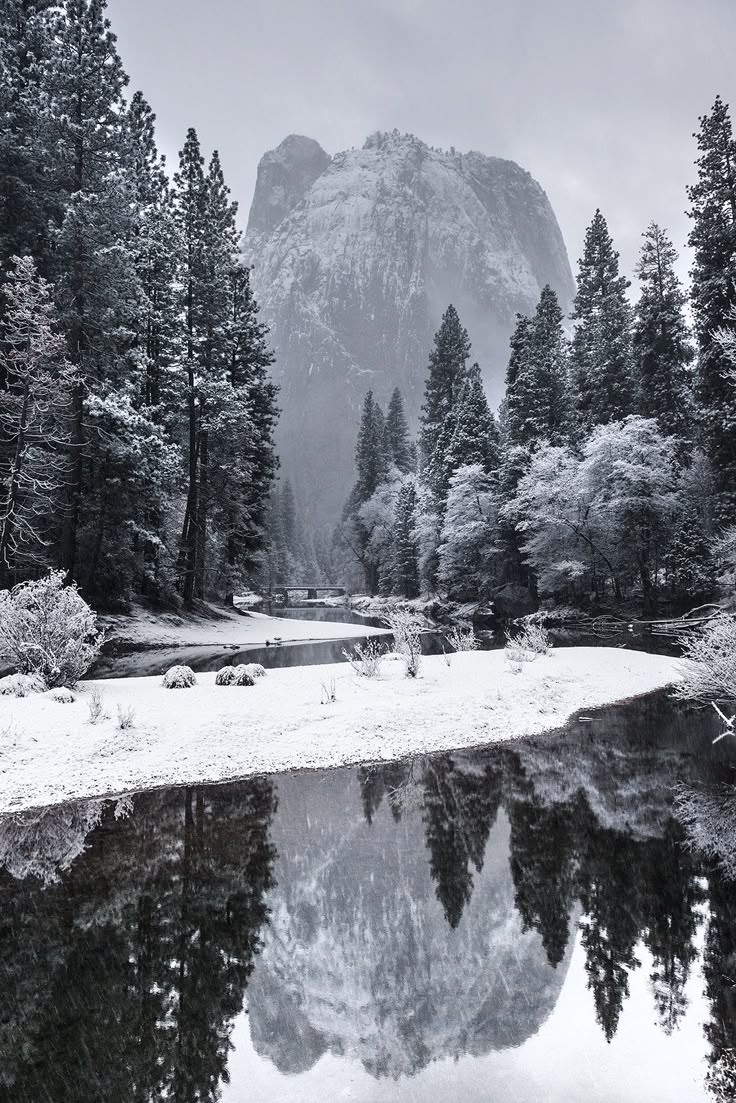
0, 647, 681, 815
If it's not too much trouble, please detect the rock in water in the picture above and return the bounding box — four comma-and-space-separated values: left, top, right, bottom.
245, 130, 575, 525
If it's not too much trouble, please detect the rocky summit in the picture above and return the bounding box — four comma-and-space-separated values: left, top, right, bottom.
245, 130, 575, 524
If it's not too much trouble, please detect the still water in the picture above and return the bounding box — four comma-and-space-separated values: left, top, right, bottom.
0, 693, 735, 1102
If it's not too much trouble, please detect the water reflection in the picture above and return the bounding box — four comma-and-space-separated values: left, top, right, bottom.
0, 694, 734, 1101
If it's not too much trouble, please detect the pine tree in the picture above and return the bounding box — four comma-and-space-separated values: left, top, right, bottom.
571, 210, 634, 429
528, 285, 571, 444
385, 386, 413, 472
0, 0, 57, 280
687, 96, 736, 519
633, 223, 693, 438
428, 363, 500, 496
504, 313, 533, 448
352, 390, 390, 504
392, 477, 420, 597
420, 304, 471, 465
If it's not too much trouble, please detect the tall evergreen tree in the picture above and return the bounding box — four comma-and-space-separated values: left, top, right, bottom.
420, 304, 471, 465
392, 477, 420, 598
571, 210, 634, 429
385, 386, 413, 472
428, 363, 500, 497
687, 96, 736, 519
633, 222, 693, 437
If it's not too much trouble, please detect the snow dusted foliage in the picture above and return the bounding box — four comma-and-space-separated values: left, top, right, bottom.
437, 464, 498, 601
444, 625, 479, 652
342, 639, 385, 678
716, 525, 736, 593
673, 614, 736, 704
506, 623, 552, 660
215, 666, 238, 686
244, 663, 267, 679
0, 673, 44, 697
46, 687, 75, 703
385, 609, 425, 678
162, 665, 197, 689
0, 572, 102, 688
0, 797, 130, 884
507, 417, 679, 605
674, 783, 736, 880
231, 665, 256, 687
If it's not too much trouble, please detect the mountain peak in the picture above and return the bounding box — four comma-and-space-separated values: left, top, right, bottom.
247, 134, 330, 238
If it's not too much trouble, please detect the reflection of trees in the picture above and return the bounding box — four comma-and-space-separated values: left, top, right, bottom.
0, 796, 131, 883
0, 779, 276, 1103
361, 725, 712, 1049
703, 867, 736, 1088
421, 757, 502, 929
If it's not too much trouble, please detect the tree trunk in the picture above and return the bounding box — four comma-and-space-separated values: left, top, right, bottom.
194, 428, 208, 600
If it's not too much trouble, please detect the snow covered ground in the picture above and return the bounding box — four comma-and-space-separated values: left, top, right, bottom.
101, 603, 388, 648
0, 648, 681, 815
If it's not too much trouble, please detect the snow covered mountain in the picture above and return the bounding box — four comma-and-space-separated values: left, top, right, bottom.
245, 130, 575, 524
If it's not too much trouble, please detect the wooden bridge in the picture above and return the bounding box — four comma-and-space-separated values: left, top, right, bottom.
272, 584, 346, 602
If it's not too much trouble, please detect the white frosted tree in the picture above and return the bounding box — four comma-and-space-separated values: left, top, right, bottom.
0, 256, 76, 585
437, 464, 499, 600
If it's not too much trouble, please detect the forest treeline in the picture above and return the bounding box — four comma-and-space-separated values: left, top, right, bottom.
0, 0, 278, 607
339, 97, 736, 613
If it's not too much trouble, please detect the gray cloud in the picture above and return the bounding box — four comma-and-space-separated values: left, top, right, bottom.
108, 0, 736, 288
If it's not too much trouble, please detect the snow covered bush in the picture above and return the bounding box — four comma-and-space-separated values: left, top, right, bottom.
504, 623, 551, 668
231, 665, 255, 686
243, 662, 266, 679
45, 687, 75, 703
86, 686, 106, 723
0, 673, 44, 697
215, 664, 257, 686
0, 572, 102, 688
385, 609, 424, 678
343, 639, 385, 677
116, 704, 135, 729
215, 666, 238, 686
673, 614, 736, 704
674, 782, 736, 879
444, 625, 478, 652
162, 665, 196, 689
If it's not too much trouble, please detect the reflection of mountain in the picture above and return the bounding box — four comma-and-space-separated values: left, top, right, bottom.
248, 769, 574, 1079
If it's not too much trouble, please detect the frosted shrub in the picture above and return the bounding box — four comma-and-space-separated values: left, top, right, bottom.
86, 686, 106, 724
505, 623, 551, 667
673, 614, 736, 704
46, 687, 75, 703
231, 664, 255, 686
343, 639, 385, 677
116, 704, 135, 730
243, 663, 266, 679
162, 665, 196, 689
215, 664, 256, 686
0, 571, 102, 688
445, 625, 479, 653
215, 666, 238, 686
0, 673, 44, 697
385, 609, 424, 678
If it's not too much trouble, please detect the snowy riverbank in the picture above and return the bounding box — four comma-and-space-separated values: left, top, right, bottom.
100, 603, 389, 649
0, 648, 682, 814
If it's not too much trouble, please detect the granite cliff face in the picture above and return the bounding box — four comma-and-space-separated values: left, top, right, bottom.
245, 130, 575, 523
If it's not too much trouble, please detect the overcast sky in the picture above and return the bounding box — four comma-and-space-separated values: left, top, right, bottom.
108, 0, 735, 287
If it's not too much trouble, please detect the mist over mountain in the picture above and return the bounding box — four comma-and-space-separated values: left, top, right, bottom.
245, 130, 575, 526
